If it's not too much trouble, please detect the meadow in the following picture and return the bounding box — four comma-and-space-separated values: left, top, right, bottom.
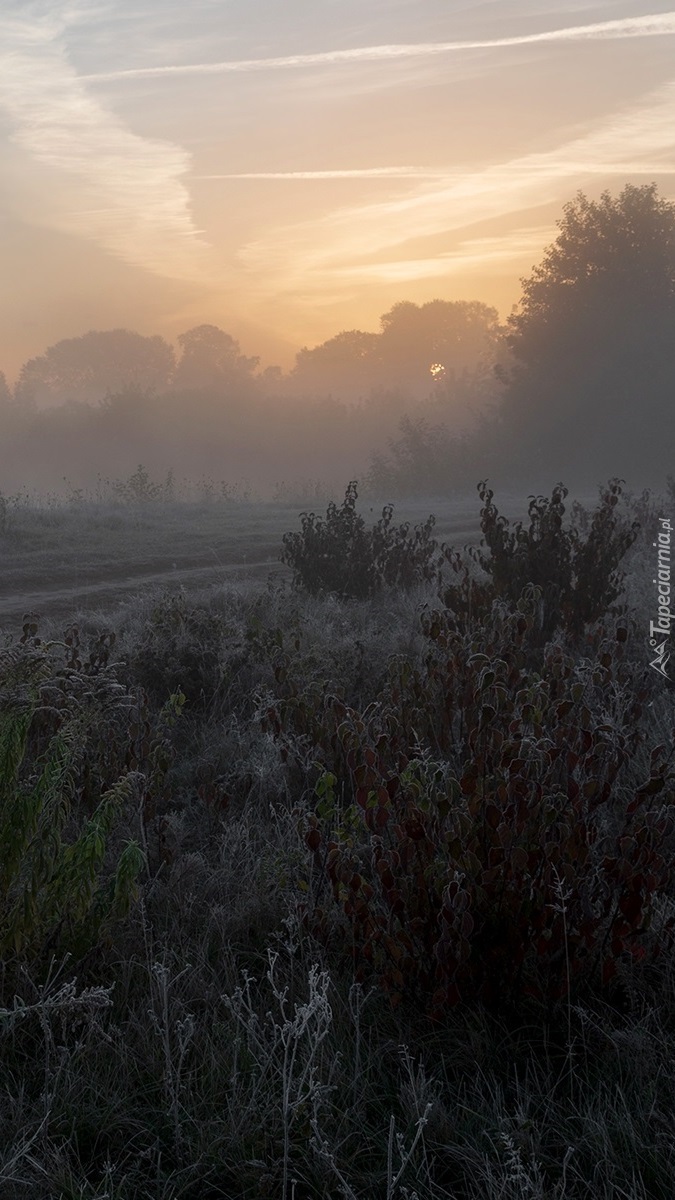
0, 477, 673, 1200
0, 480, 533, 627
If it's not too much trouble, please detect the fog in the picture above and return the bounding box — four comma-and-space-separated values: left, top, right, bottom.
2, 187, 675, 503
0, 302, 505, 501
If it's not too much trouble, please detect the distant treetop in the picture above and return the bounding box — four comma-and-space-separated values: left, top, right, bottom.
15, 329, 175, 407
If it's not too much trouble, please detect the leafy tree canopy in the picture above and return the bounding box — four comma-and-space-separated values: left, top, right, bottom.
291, 330, 381, 398
291, 300, 501, 401
500, 183, 675, 484
379, 298, 501, 386
172, 324, 259, 392
15, 329, 175, 406
508, 183, 675, 373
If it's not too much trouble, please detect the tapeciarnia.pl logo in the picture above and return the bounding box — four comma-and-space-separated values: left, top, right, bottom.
649, 516, 672, 679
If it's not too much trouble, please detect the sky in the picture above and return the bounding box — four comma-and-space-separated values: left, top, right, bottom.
1, 0, 675, 382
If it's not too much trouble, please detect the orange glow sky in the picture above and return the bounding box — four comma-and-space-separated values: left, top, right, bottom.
2, 2, 675, 382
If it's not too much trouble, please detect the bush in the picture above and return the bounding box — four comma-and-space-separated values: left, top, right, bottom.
263, 600, 675, 1020
280, 480, 438, 599
441, 478, 640, 642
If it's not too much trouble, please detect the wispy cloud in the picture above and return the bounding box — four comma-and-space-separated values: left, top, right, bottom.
81, 13, 675, 83
326, 230, 554, 284
238, 80, 675, 292
197, 168, 446, 180
0, 5, 209, 281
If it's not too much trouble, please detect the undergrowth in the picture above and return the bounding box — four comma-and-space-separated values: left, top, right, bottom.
1, 481, 674, 1199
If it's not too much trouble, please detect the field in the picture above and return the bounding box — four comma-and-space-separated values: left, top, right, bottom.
1, 482, 674, 1200
0, 491, 538, 629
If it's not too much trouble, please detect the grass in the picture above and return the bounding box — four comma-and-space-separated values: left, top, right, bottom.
0, 483, 597, 631
0, 482, 673, 1198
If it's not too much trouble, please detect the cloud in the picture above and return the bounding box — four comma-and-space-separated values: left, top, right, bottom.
0, 5, 209, 281
197, 168, 446, 180
325, 230, 554, 284
237, 79, 675, 292
81, 12, 675, 83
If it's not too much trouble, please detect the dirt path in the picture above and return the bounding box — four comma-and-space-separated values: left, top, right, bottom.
0, 558, 290, 628
0, 500, 489, 630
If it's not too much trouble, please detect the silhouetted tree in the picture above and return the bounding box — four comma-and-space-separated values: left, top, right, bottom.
15, 330, 175, 407
172, 324, 259, 392
0, 370, 27, 443
500, 183, 675, 484
366, 408, 504, 497
378, 299, 501, 398
290, 301, 501, 404
290, 330, 381, 399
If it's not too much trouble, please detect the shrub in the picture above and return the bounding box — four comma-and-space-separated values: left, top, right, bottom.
280, 480, 438, 599
266, 602, 675, 1020
441, 478, 640, 642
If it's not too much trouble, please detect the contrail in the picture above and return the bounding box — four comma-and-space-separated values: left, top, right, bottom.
197, 168, 445, 180
81, 13, 675, 82
235, 79, 675, 289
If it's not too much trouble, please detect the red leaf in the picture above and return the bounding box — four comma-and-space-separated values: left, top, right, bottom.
375, 806, 390, 829
305, 829, 321, 852
618, 890, 643, 923
485, 804, 500, 830
511, 846, 528, 872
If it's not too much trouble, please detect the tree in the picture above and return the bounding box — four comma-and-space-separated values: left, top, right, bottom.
0, 370, 29, 443
289, 302, 501, 403
500, 184, 675, 483
378, 299, 502, 398
290, 330, 380, 399
15, 330, 175, 407
171, 324, 259, 392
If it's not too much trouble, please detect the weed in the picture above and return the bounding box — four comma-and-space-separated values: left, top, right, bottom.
110, 465, 174, 504
131, 593, 228, 710
0, 641, 144, 968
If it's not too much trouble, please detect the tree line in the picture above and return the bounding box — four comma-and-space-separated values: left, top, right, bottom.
1, 299, 502, 413
1, 183, 674, 494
